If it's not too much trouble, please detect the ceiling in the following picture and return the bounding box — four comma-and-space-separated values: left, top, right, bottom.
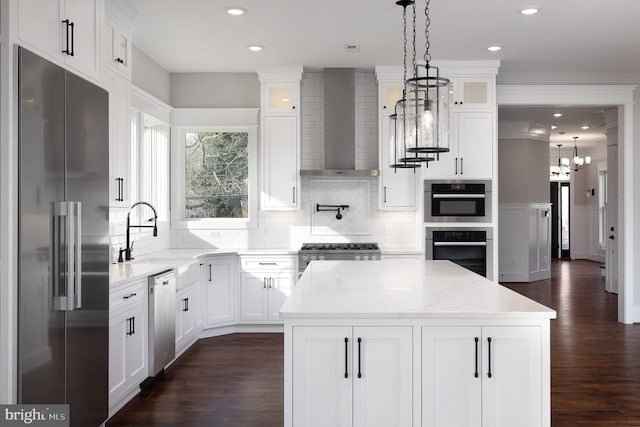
498, 106, 611, 149
131, 0, 640, 75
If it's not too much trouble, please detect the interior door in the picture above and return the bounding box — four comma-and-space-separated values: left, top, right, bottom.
606, 144, 618, 293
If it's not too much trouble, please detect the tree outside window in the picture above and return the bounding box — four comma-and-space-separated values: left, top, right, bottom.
184, 131, 249, 219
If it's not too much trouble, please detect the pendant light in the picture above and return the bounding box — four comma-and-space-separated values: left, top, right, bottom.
404, 0, 450, 159
571, 136, 591, 171
389, 0, 431, 169
550, 144, 570, 177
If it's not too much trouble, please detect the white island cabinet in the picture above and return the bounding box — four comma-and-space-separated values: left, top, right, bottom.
280, 260, 556, 427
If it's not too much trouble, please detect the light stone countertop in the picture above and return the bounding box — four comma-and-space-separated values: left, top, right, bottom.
109, 248, 297, 287
280, 260, 557, 320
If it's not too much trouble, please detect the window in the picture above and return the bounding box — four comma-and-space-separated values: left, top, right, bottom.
130, 109, 170, 223
170, 111, 258, 230
184, 131, 248, 219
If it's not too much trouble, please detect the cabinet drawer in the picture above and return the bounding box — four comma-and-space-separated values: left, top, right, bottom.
241, 256, 296, 271
177, 261, 201, 290
110, 279, 146, 313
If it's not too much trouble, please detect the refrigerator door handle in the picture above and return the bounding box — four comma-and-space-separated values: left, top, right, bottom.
65, 201, 77, 311
50, 202, 62, 311
73, 202, 82, 309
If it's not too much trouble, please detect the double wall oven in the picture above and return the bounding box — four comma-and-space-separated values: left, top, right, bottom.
424, 180, 491, 223
426, 227, 493, 278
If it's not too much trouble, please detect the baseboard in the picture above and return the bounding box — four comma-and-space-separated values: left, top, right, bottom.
529, 270, 551, 282
499, 272, 529, 282
199, 324, 284, 339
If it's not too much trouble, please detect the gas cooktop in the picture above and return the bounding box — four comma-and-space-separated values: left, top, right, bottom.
300, 243, 380, 251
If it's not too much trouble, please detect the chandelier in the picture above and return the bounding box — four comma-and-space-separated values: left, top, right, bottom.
550, 144, 570, 177
403, 0, 450, 160
388, 0, 430, 169
570, 136, 591, 171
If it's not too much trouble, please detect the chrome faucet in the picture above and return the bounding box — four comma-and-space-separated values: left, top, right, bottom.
119, 201, 158, 262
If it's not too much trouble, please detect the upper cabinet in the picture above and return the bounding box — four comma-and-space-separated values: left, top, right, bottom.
258, 67, 303, 211
18, 0, 101, 81
375, 67, 417, 210
103, 16, 132, 80
448, 76, 494, 111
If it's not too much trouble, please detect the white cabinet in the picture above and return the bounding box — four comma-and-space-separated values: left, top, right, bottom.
103, 15, 132, 79
102, 68, 132, 208
175, 282, 199, 356
240, 270, 295, 322
379, 114, 417, 209
203, 257, 236, 327
239, 255, 296, 323
292, 326, 413, 427
448, 76, 494, 111
18, 0, 101, 81
109, 279, 148, 415
258, 67, 303, 210
262, 116, 299, 209
175, 261, 202, 355
422, 326, 542, 427
423, 112, 493, 180
375, 72, 417, 210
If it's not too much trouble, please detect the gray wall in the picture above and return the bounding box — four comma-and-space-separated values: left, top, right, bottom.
498, 138, 550, 203
132, 45, 171, 104
170, 73, 259, 108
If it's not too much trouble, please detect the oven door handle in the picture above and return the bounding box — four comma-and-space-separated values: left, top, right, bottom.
431, 194, 486, 199
433, 242, 487, 247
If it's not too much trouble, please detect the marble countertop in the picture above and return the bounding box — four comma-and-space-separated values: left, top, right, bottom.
280, 260, 556, 320
109, 248, 298, 287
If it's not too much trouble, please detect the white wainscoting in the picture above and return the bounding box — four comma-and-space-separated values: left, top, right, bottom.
572, 205, 605, 263
499, 203, 552, 283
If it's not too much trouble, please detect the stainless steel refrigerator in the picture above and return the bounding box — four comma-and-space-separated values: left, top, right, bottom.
18, 47, 109, 426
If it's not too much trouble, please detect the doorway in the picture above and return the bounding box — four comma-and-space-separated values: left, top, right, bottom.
550, 182, 571, 259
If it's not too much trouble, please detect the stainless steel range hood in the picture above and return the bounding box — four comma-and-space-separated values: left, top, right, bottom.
300, 68, 379, 178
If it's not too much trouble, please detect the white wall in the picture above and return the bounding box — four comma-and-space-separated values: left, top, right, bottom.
132, 45, 171, 104
498, 137, 550, 203
170, 71, 419, 250
170, 72, 260, 108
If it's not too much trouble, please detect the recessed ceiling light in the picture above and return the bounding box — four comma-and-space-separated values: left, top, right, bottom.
487, 46, 502, 52
248, 45, 264, 52
225, 6, 247, 16
520, 8, 539, 15
553, 113, 563, 118
581, 125, 590, 130
551, 125, 558, 129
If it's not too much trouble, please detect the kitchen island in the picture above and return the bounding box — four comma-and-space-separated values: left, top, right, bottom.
280, 260, 556, 427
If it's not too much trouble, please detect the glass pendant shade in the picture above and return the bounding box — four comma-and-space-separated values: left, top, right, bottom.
405, 64, 450, 154
389, 100, 427, 167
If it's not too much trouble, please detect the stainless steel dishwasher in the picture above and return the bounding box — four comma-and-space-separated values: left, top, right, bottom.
148, 270, 176, 377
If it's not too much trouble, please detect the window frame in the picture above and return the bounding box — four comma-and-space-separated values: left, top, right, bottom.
171, 124, 258, 230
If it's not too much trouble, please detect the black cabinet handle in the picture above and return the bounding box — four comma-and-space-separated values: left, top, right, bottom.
474, 337, 479, 378
132, 316, 135, 335
455, 158, 458, 175
182, 298, 188, 312
126, 317, 134, 336
357, 338, 362, 378
69, 22, 75, 56
208, 264, 212, 282
120, 178, 124, 201
292, 187, 296, 204
487, 337, 492, 378
61, 20, 71, 55
383, 187, 387, 203
344, 337, 349, 378
460, 158, 464, 175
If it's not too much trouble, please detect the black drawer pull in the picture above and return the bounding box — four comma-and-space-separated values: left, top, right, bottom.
474, 337, 479, 378
357, 338, 362, 378
344, 338, 349, 378
487, 337, 492, 378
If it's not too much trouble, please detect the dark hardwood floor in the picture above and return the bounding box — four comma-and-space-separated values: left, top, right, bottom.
503, 259, 640, 426
107, 259, 640, 426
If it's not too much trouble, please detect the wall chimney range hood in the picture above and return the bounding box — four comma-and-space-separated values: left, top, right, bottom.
300, 68, 379, 178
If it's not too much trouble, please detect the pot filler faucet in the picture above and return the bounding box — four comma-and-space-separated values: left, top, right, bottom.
119, 201, 158, 262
